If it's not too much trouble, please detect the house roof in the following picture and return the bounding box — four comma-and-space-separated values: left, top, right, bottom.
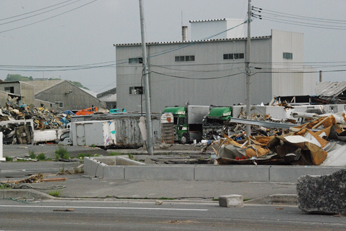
98, 94, 116, 102
26, 80, 64, 94
114, 35, 271, 47
315, 81, 346, 98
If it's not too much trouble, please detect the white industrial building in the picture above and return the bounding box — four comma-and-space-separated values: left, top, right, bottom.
115, 19, 317, 113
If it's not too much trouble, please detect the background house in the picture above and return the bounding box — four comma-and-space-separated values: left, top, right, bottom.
97, 87, 117, 109
33, 80, 106, 111
115, 23, 317, 113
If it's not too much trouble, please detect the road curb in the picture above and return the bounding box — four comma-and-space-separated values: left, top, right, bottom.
0, 189, 55, 200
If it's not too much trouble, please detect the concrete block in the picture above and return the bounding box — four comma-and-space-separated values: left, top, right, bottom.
219, 194, 244, 208
269, 166, 343, 183
297, 170, 346, 214
116, 156, 146, 166
95, 163, 107, 178
195, 165, 269, 182
83, 157, 92, 174
103, 166, 125, 179
124, 165, 195, 180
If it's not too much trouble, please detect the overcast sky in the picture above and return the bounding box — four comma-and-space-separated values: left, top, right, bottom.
0, 0, 345, 93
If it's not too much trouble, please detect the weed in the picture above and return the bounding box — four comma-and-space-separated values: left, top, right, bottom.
212, 198, 219, 201
28, 151, 36, 159
74, 166, 84, 174
108, 152, 123, 156
128, 154, 134, 159
37, 153, 46, 161
93, 154, 100, 157
77, 153, 91, 159
5, 156, 13, 162
158, 197, 174, 200
59, 164, 65, 174
0, 184, 10, 189
48, 190, 61, 197
55, 146, 69, 160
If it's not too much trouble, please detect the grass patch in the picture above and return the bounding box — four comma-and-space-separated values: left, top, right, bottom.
5, 156, 13, 162
28, 151, 36, 159
108, 152, 123, 156
212, 198, 219, 201
158, 197, 174, 200
55, 146, 69, 160
0, 184, 10, 189
48, 190, 61, 197
77, 153, 91, 159
37, 153, 47, 161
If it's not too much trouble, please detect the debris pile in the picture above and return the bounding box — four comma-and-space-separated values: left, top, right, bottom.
0, 104, 67, 144
212, 115, 346, 166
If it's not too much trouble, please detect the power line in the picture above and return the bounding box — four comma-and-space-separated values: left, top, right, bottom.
0, 0, 81, 26
0, 0, 73, 21
0, 0, 97, 34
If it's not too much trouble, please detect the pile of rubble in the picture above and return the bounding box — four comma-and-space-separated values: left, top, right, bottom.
0, 103, 67, 144
212, 115, 346, 166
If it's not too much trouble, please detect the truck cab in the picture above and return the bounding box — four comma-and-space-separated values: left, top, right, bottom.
203, 106, 232, 139
162, 105, 210, 144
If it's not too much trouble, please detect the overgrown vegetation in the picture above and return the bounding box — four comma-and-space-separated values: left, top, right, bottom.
55, 146, 70, 160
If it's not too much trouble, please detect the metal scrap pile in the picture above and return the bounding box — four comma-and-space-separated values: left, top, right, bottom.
213, 115, 346, 166
0, 104, 65, 144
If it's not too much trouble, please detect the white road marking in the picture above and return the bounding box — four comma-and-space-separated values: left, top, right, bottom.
0, 205, 208, 212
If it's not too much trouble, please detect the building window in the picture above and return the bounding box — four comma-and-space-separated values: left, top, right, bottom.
223, 53, 244, 60
283, 52, 293, 59
128, 57, 143, 64
129, 86, 143, 95
55, 101, 64, 108
175, 55, 195, 62
4, 86, 14, 93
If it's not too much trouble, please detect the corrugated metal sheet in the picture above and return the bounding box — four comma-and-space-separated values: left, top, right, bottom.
316, 82, 346, 97
114, 36, 271, 47
189, 18, 227, 23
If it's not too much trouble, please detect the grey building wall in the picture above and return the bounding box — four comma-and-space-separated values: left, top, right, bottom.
116, 37, 273, 113
0, 82, 21, 95
34, 99, 59, 111
0, 91, 8, 106
19, 82, 35, 105
35, 81, 106, 111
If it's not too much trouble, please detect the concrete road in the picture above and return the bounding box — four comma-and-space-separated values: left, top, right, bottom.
0, 200, 345, 231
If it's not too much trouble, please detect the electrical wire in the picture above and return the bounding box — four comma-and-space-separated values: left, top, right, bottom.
0, 0, 97, 34
0, 0, 73, 22
0, 0, 82, 26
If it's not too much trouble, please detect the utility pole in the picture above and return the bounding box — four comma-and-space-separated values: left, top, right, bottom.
246, 0, 252, 138
139, 0, 154, 155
